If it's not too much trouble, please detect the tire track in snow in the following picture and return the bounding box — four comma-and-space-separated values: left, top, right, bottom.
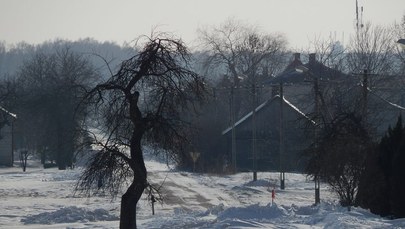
148, 172, 215, 212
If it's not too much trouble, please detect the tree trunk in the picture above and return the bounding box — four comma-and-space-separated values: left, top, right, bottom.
120, 129, 147, 229
120, 180, 147, 229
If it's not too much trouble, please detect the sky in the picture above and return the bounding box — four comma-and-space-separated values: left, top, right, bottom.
0, 0, 404, 50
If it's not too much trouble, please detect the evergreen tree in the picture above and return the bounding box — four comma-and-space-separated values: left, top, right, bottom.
358, 115, 405, 217
389, 116, 405, 217
356, 146, 390, 216
379, 116, 403, 180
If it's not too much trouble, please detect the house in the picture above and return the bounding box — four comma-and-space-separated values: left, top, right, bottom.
222, 95, 314, 172
0, 106, 16, 167
275, 53, 405, 138
266, 53, 350, 114
220, 53, 348, 173
220, 52, 403, 173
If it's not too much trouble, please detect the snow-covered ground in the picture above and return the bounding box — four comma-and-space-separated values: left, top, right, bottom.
1, 158, 405, 228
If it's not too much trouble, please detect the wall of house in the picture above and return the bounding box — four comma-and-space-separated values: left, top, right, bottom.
0, 124, 13, 166
226, 97, 312, 173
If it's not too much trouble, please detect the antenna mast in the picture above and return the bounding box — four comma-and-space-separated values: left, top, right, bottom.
355, 0, 364, 32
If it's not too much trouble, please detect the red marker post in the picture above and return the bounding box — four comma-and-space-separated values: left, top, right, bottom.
271, 188, 275, 205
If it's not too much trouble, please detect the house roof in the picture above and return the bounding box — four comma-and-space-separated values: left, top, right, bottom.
357, 82, 405, 111
221, 95, 314, 135
282, 53, 303, 73
0, 106, 17, 119
266, 53, 348, 85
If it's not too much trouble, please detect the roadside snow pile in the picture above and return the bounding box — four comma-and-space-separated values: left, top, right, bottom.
244, 179, 275, 187
217, 203, 287, 221
141, 200, 405, 228
21, 206, 118, 224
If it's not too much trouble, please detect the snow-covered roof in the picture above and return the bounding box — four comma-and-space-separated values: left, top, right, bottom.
0, 106, 17, 119
222, 99, 269, 135
282, 96, 315, 124
222, 95, 314, 135
359, 83, 405, 111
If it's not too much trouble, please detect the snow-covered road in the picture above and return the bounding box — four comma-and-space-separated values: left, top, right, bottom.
1, 158, 405, 228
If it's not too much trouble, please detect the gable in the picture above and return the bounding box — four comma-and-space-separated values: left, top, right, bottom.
222, 95, 314, 136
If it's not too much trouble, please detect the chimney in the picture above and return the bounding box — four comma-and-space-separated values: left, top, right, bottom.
293, 53, 301, 61
309, 53, 316, 64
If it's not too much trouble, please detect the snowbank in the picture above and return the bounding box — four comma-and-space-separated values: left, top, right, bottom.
218, 203, 287, 221
3, 158, 405, 228
21, 206, 118, 224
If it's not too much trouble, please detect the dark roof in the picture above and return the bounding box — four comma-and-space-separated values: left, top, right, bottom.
266, 53, 348, 85
304, 61, 347, 81
282, 53, 303, 73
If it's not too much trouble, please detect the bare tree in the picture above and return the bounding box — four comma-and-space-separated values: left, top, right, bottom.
19, 149, 30, 172
198, 18, 287, 116
308, 34, 346, 71
76, 34, 205, 229
16, 47, 97, 169
394, 15, 405, 77
305, 112, 373, 209
347, 23, 396, 85
198, 18, 287, 82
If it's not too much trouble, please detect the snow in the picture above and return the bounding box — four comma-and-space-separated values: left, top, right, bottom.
282, 96, 316, 124
1, 156, 405, 228
0, 105, 17, 119
21, 206, 118, 224
221, 99, 269, 135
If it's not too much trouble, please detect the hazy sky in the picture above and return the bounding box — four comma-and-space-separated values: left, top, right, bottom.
1, 0, 404, 50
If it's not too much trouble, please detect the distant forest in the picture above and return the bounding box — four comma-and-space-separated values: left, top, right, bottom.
0, 39, 135, 79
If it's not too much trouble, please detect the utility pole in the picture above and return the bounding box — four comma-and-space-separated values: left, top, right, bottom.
230, 86, 237, 173
279, 81, 285, 190
213, 85, 237, 173
314, 76, 320, 205
252, 83, 257, 181
362, 69, 368, 122
296, 64, 322, 203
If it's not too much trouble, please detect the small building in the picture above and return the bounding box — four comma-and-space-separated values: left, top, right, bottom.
221, 53, 348, 173
220, 52, 403, 173
222, 95, 314, 172
0, 106, 16, 167
266, 53, 350, 114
